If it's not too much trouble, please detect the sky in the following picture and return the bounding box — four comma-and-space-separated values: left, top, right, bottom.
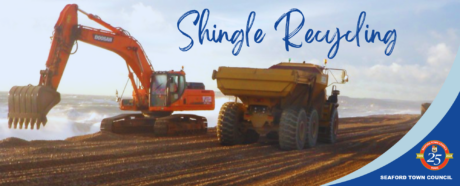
0, 0, 459, 101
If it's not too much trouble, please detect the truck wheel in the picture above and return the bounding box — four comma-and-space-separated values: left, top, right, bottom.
217, 102, 245, 145
305, 109, 319, 148
320, 109, 338, 143
279, 108, 308, 150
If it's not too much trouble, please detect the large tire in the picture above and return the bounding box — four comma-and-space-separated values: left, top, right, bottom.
279, 108, 308, 150
320, 109, 338, 143
217, 102, 245, 145
305, 109, 319, 148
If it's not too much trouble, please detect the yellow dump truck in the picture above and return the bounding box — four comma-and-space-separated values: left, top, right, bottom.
212, 61, 348, 150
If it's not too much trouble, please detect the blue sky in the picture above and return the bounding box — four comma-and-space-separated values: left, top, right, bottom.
0, 0, 459, 101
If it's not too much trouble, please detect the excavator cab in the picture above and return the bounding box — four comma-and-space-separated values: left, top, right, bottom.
150, 72, 186, 107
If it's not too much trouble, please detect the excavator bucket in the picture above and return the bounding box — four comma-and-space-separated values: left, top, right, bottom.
8, 85, 61, 130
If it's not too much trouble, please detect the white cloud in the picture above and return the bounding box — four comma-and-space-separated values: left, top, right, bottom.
390, 63, 401, 73
427, 43, 455, 69
371, 43, 453, 82
343, 43, 455, 100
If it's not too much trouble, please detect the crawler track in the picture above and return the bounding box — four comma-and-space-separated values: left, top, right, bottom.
0, 114, 418, 186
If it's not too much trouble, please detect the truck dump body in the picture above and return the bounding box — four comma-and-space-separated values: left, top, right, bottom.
214, 63, 328, 99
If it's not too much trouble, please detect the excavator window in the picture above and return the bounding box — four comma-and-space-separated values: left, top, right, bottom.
170, 76, 179, 93
151, 74, 168, 107
150, 73, 186, 107
152, 75, 167, 93
179, 75, 186, 95
169, 75, 186, 104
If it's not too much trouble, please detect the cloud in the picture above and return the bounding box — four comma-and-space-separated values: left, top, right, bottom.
342, 42, 455, 100
427, 43, 455, 69
373, 43, 452, 82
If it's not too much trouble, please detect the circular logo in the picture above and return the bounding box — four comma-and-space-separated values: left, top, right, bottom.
416, 140, 453, 171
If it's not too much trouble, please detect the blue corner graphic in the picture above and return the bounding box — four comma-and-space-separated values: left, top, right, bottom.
334, 92, 459, 185
325, 46, 460, 185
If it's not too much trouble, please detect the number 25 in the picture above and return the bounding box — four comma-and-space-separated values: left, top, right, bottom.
427, 153, 442, 165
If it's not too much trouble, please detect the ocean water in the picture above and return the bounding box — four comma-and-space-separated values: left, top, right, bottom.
0, 92, 422, 140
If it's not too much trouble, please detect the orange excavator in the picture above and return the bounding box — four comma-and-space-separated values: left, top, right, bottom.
7, 4, 215, 135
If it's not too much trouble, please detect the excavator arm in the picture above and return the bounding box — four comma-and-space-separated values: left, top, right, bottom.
8, 4, 154, 129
